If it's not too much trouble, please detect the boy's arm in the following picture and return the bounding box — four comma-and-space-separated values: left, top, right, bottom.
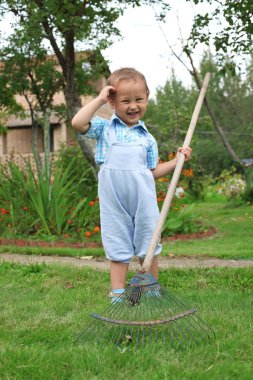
71, 86, 115, 134
151, 147, 192, 180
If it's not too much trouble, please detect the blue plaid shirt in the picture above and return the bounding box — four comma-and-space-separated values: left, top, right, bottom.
78, 114, 159, 169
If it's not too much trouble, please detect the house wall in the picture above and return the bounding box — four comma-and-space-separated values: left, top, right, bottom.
0, 134, 4, 155
5, 127, 44, 154
54, 122, 67, 151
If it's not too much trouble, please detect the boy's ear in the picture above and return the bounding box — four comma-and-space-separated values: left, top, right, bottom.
108, 95, 116, 109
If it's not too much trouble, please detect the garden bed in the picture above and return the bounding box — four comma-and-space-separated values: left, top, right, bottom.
0, 227, 217, 249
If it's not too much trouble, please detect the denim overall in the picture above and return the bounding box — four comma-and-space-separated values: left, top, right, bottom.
98, 124, 162, 263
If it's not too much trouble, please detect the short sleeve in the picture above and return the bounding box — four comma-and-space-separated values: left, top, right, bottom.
147, 136, 159, 169
79, 116, 107, 140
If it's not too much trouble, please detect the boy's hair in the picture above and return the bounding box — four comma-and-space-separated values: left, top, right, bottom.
106, 67, 150, 96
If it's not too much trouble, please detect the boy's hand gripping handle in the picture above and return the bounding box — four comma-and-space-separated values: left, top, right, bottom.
141, 73, 211, 274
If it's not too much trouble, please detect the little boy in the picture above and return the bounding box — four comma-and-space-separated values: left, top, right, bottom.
72, 67, 191, 302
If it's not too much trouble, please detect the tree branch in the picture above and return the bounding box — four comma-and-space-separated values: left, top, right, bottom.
34, 0, 66, 76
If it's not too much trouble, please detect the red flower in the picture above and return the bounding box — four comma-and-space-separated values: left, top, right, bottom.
94, 226, 100, 233
1, 208, 10, 215
89, 201, 95, 206
67, 219, 72, 224
85, 231, 91, 237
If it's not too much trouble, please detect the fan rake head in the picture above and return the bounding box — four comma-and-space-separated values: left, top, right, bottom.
75, 273, 215, 350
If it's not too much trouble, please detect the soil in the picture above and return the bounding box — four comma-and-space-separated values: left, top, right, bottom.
1, 253, 253, 271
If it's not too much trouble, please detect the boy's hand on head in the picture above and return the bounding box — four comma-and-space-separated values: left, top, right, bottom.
177, 147, 192, 162
99, 86, 115, 103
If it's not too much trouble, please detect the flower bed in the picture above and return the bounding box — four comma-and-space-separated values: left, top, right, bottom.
0, 227, 217, 250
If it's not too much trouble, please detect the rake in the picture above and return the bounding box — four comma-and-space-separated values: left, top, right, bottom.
75, 73, 215, 349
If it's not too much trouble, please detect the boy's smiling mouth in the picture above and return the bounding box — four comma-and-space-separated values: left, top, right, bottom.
127, 111, 139, 116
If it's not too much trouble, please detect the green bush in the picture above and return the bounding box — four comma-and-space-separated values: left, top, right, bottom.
214, 168, 246, 199
0, 151, 100, 240
242, 167, 253, 203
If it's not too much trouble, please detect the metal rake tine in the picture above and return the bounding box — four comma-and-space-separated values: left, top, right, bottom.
166, 291, 213, 342
176, 317, 200, 347
193, 314, 215, 338
95, 321, 113, 345
76, 272, 214, 349
84, 320, 107, 345
161, 288, 212, 342
75, 320, 98, 345
167, 320, 186, 350
74, 321, 94, 345
128, 300, 139, 339
164, 325, 179, 351
135, 325, 141, 348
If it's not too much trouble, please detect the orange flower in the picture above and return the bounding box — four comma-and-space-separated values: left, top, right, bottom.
189, 168, 194, 177
89, 201, 95, 206
182, 168, 194, 177
94, 226, 100, 233
64, 233, 69, 238
67, 219, 72, 224
168, 152, 176, 161
85, 231, 91, 237
157, 177, 169, 183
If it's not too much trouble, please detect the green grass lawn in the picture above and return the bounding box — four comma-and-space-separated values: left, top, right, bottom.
0, 245, 104, 258
162, 202, 253, 260
0, 262, 252, 380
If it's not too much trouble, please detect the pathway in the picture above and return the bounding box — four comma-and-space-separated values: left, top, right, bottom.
1, 253, 253, 271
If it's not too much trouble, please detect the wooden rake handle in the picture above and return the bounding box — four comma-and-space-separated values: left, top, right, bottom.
141, 72, 211, 273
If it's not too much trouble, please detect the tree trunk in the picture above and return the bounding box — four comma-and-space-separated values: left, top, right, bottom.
25, 94, 41, 169
43, 108, 51, 179
34, 3, 98, 177
52, 28, 98, 177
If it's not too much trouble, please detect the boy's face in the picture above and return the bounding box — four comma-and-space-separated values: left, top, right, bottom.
108, 78, 149, 127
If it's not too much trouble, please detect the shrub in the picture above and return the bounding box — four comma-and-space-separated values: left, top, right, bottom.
242, 167, 253, 203
216, 168, 246, 199
0, 152, 99, 239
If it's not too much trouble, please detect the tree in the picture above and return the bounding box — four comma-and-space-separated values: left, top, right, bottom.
186, 0, 253, 66
145, 72, 196, 158
193, 52, 253, 174
0, 0, 169, 171
153, 2, 248, 166
0, 63, 23, 134
0, 29, 64, 173
145, 51, 253, 176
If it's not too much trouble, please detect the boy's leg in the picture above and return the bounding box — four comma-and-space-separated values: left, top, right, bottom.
110, 261, 129, 290
139, 256, 159, 279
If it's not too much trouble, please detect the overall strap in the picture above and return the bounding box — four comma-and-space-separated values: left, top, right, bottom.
108, 122, 118, 145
